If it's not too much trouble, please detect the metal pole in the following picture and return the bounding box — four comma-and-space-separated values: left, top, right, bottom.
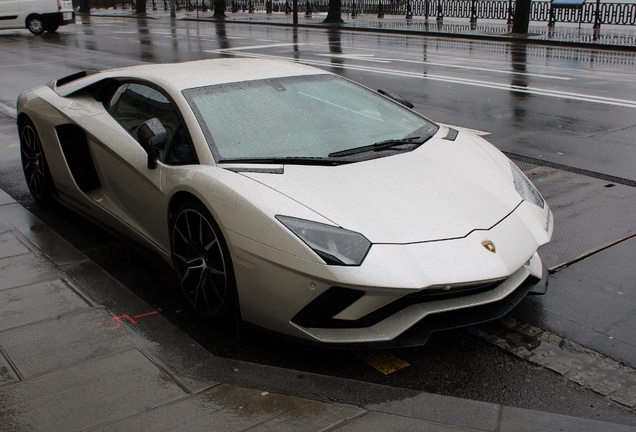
507, 0, 513, 24
593, 0, 601, 29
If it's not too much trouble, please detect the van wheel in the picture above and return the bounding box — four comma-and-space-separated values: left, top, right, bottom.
45, 25, 59, 33
26, 16, 45, 35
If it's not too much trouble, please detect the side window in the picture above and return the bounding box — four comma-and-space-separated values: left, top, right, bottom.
107, 83, 197, 165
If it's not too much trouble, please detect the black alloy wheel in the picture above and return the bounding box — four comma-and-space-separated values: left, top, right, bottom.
20, 118, 54, 204
171, 200, 237, 321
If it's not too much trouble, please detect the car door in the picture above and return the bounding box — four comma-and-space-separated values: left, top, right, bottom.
0, 0, 22, 28
94, 81, 197, 251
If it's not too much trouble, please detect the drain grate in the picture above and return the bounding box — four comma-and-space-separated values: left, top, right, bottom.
516, 160, 636, 271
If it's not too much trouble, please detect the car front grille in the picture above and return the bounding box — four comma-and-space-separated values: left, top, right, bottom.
292, 277, 514, 330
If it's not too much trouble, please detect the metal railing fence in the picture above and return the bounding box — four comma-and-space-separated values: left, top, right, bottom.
87, 0, 636, 26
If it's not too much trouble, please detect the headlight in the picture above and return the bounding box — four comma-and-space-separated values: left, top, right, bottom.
275, 215, 371, 266
510, 162, 545, 209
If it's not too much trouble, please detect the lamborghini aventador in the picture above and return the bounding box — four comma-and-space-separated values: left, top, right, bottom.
17, 58, 553, 347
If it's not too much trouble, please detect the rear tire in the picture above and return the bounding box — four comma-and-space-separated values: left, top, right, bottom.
26, 16, 45, 35
19, 118, 55, 204
171, 200, 238, 323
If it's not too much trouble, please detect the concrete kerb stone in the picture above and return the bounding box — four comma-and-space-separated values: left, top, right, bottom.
469, 320, 636, 412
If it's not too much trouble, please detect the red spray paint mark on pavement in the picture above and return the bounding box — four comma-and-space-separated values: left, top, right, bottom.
97, 311, 159, 330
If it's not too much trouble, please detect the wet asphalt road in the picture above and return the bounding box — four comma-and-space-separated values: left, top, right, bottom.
1, 15, 635, 425
2, 14, 635, 181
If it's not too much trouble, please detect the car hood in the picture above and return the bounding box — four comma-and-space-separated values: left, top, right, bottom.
237, 133, 523, 244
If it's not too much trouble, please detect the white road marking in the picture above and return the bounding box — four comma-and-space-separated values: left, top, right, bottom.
0, 102, 16, 119
316, 53, 571, 80
220, 43, 314, 50
205, 47, 636, 109
318, 53, 392, 64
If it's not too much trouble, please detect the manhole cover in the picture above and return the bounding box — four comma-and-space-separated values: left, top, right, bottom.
516, 160, 636, 270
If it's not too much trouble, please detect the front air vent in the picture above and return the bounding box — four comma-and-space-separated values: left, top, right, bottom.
443, 128, 459, 141
291, 287, 364, 328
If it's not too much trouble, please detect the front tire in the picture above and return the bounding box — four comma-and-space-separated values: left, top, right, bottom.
19, 118, 55, 204
171, 200, 238, 322
26, 16, 45, 35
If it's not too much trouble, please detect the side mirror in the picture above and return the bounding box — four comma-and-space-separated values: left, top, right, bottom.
137, 118, 167, 169
377, 89, 414, 109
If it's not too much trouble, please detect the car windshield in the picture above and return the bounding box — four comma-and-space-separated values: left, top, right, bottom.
183, 74, 438, 164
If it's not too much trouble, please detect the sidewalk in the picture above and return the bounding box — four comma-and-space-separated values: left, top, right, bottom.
84, 7, 636, 50
1, 189, 635, 430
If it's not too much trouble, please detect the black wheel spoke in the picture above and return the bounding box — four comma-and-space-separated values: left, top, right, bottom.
20, 121, 52, 203
172, 205, 232, 320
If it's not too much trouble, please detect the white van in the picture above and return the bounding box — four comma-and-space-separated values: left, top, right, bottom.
0, 0, 74, 35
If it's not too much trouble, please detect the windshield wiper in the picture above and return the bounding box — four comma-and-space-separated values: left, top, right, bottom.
219, 157, 347, 166
328, 136, 423, 158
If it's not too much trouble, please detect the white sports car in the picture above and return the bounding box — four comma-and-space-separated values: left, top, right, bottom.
17, 59, 553, 347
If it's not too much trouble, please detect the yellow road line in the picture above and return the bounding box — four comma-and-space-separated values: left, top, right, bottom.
356, 350, 410, 375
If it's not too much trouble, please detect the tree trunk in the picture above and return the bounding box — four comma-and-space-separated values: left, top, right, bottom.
213, 0, 227, 16
512, 0, 531, 33
136, 0, 147, 14
323, 0, 343, 23
78, 0, 90, 13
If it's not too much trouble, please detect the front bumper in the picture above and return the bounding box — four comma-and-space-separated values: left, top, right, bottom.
373, 263, 548, 348
286, 256, 547, 348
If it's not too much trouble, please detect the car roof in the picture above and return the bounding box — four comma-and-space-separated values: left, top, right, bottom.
53, 58, 331, 97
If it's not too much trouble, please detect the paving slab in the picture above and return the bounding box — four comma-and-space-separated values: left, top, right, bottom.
245, 400, 365, 432
0, 202, 89, 268
0, 349, 20, 386
0, 348, 188, 432
0, 232, 29, 259
0, 307, 137, 379
366, 392, 499, 431
61, 259, 221, 394
331, 410, 477, 432
0, 279, 91, 331
95, 383, 365, 432
499, 405, 636, 432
